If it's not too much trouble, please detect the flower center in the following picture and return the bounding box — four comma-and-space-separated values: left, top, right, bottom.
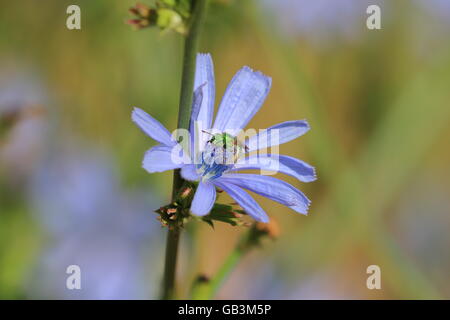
196, 132, 246, 181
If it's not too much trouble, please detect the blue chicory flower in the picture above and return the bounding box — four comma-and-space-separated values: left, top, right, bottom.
132, 53, 316, 222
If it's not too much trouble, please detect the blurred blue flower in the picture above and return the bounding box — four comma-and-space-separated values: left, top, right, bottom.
0, 69, 48, 183
260, 0, 387, 45
132, 53, 315, 222
29, 144, 164, 299
415, 0, 450, 21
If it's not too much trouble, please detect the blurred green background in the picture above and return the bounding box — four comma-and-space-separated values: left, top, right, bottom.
1, 0, 450, 299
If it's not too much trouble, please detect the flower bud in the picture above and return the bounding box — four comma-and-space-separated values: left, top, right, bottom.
135, 3, 151, 18
255, 219, 280, 240
156, 8, 185, 34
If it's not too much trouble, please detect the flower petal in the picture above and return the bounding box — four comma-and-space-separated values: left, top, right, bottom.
217, 173, 310, 214
232, 155, 316, 183
214, 181, 269, 222
189, 84, 205, 156
190, 182, 216, 216
193, 53, 215, 129
181, 164, 200, 181
142, 145, 183, 173
132, 107, 175, 146
247, 120, 310, 152
213, 66, 271, 132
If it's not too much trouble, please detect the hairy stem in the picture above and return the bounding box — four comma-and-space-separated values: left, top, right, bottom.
161, 0, 208, 300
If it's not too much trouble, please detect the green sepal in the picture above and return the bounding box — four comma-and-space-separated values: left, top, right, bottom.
156, 8, 186, 34
159, 0, 191, 18
201, 203, 248, 228
154, 182, 195, 229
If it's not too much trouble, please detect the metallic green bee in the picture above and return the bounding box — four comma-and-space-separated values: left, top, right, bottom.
202, 131, 248, 165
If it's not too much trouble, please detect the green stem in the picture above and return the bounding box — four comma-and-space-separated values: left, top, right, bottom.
161, 0, 208, 300
193, 231, 255, 300
177, 0, 208, 131
161, 227, 180, 299
205, 246, 245, 299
